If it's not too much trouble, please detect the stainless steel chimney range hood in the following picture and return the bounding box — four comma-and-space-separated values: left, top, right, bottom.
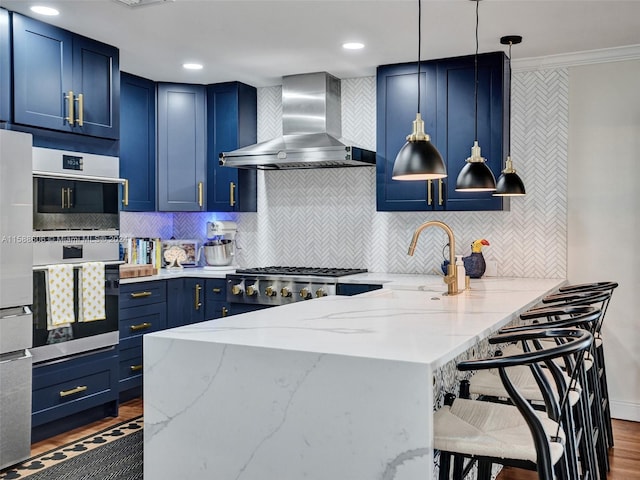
219, 72, 376, 170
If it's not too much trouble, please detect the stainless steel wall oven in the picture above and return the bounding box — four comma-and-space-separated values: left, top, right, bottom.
30, 147, 123, 365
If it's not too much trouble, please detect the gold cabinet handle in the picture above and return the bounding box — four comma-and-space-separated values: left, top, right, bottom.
221, 306, 228, 317
427, 180, 433, 206
194, 283, 202, 310
211, 288, 222, 294
130, 364, 143, 372
438, 179, 444, 206
76, 93, 84, 126
130, 322, 152, 332
230, 182, 236, 207
198, 182, 204, 208
60, 385, 87, 398
130, 291, 152, 298
65, 91, 74, 126
122, 179, 129, 206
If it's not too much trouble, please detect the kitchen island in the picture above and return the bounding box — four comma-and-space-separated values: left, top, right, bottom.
143, 276, 563, 480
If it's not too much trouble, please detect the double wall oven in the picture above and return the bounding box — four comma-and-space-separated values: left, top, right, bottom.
31, 147, 123, 364
225, 267, 368, 314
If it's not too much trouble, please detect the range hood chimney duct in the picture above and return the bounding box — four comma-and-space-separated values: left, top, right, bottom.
219, 72, 376, 170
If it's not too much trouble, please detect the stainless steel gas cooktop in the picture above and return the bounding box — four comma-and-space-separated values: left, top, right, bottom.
227, 266, 367, 306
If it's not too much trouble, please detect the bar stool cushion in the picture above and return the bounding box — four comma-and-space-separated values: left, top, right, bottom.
469, 366, 581, 406
434, 398, 565, 464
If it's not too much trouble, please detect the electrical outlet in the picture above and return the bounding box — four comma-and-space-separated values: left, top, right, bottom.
484, 260, 498, 277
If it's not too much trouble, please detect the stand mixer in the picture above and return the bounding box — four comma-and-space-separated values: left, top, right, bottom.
200, 221, 237, 269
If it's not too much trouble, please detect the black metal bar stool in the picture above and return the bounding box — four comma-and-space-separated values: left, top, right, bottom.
505, 306, 603, 480
557, 281, 618, 449
540, 289, 615, 454
434, 328, 593, 480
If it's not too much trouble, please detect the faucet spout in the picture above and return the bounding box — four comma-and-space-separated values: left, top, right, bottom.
408, 220, 459, 295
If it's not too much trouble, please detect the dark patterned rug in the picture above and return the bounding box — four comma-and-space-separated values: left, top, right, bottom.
0, 417, 143, 480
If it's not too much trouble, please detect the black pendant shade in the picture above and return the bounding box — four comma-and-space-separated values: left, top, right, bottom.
393, 140, 446, 180
456, 160, 497, 191
494, 156, 526, 196
393, 114, 446, 180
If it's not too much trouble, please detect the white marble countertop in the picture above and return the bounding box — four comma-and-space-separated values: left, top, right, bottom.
146, 276, 564, 369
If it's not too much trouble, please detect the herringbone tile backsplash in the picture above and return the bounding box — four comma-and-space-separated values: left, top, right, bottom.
123, 70, 568, 278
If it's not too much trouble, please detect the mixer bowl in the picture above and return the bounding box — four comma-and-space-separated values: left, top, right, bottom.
202, 240, 234, 266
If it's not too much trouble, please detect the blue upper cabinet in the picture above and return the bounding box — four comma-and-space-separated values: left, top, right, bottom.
157, 83, 206, 212
11, 13, 120, 139
206, 82, 257, 212
0, 9, 10, 123
376, 52, 508, 211
376, 62, 440, 211
120, 72, 156, 212
435, 52, 507, 211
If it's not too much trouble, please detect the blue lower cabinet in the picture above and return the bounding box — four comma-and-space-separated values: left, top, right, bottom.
336, 283, 383, 296
166, 278, 207, 328
32, 348, 119, 439
118, 281, 167, 397
204, 278, 228, 319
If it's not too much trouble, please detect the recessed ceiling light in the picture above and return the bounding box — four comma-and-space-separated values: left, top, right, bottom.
183, 63, 203, 70
342, 42, 365, 50
30, 5, 60, 16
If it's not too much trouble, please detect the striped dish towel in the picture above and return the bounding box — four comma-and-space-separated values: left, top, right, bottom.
79, 262, 106, 322
45, 264, 76, 330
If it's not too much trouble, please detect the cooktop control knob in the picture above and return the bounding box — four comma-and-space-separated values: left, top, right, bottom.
246, 284, 258, 296
280, 286, 292, 298
316, 288, 327, 298
231, 284, 244, 296
265, 286, 277, 297
300, 288, 312, 300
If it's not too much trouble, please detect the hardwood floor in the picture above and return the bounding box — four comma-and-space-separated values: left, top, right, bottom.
28, 403, 639, 479
496, 419, 640, 480
29, 397, 143, 457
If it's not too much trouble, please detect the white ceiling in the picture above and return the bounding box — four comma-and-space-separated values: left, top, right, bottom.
1, 0, 640, 87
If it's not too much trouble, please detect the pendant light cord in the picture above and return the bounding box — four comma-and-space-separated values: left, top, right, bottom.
507, 41, 512, 157
474, 0, 479, 141
417, 0, 422, 114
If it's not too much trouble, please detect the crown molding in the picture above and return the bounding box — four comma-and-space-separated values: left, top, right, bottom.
512, 44, 640, 72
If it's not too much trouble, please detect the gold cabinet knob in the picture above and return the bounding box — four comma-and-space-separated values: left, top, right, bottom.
316, 288, 327, 298
265, 286, 277, 297
231, 284, 243, 296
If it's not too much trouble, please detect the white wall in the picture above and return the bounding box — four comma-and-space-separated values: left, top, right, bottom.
568, 59, 640, 421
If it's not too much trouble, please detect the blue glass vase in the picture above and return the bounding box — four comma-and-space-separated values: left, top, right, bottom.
463, 252, 486, 279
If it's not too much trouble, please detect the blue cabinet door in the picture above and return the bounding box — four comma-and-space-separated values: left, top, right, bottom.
157, 83, 206, 211
206, 82, 257, 212
436, 52, 507, 211
120, 72, 156, 211
376, 62, 441, 211
71, 34, 120, 139
12, 13, 74, 133
0, 8, 10, 122
12, 13, 119, 139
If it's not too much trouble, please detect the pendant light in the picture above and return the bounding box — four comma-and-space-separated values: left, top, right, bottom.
494, 35, 526, 196
455, 0, 496, 192
392, 0, 446, 181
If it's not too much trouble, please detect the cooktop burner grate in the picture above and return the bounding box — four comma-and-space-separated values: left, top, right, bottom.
234, 266, 367, 277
